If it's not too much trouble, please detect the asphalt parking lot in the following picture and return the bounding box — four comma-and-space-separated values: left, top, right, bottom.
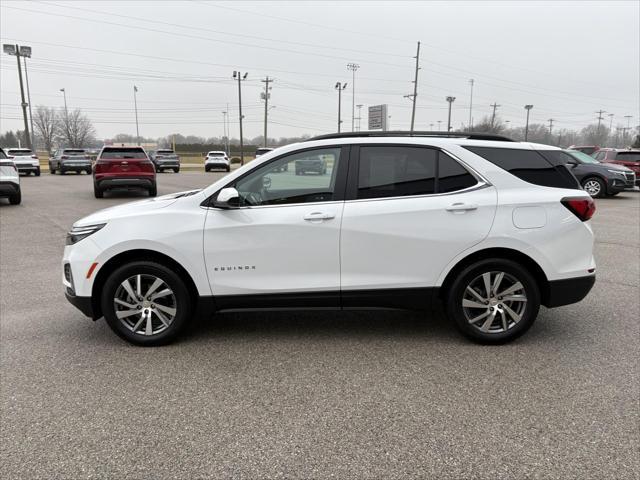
1, 172, 638, 479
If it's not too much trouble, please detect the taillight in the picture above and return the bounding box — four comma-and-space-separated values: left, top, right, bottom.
31, 155, 38, 159
561, 197, 596, 222
141, 160, 155, 173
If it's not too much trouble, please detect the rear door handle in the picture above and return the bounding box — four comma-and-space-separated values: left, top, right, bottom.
303, 211, 336, 221
446, 203, 478, 212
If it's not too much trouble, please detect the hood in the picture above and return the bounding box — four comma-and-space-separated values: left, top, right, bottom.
74, 189, 202, 226
601, 163, 633, 172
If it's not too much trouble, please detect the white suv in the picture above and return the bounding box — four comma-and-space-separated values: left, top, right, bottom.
62, 132, 596, 346
204, 151, 230, 172
0, 148, 21, 204
6, 147, 40, 176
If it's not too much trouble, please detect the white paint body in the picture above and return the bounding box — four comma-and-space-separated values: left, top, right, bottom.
63, 137, 595, 301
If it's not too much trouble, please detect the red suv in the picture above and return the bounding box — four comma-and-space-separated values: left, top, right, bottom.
93, 146, 157, 198
595, 148, 640, 186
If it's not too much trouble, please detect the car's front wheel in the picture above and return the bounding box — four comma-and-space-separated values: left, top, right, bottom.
582, 177, 605, 198
8, 187, 21, 205
101, 261, 192, 346
446, 258, 540, 344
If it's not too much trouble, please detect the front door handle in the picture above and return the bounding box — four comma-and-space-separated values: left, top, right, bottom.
446, 203, 478, 212
303, 211, 336, 221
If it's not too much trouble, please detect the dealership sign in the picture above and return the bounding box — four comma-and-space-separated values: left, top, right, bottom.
368, 104, 388, 130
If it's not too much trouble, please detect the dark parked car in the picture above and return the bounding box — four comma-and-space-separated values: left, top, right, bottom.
564, 149, 635, 197
93, 146, 156, 198
295, 154, 327, 175
49, 148, 93, 175
151, 149, 180, 173
596, 148, 640, 185
568, 145, 600, 155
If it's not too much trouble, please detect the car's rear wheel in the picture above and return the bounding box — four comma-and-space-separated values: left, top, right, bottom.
49, 163, 56, 174
35, 168, 40, 177
94, 184, 104, 198
86, 168, 92, 175
446, 258, 540, 344
174, 168, 180, 173
582, 177, 605, 198
205, 166, 210, 173
149, 184, 157, 197
101, 261, 192, 346
8, 188, 21, 205
60, 168, 66, 175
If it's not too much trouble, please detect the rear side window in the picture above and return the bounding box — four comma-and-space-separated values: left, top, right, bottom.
100, 148, 147, 159
356, 146, 477, 199
64, 149, 85, 154
616, 152, 640, 162
465, 147, 579, 189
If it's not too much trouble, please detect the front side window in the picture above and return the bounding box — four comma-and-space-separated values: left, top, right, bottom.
234, 148, 342, 206
593, 151, 606, 161
357, 146, 477, 199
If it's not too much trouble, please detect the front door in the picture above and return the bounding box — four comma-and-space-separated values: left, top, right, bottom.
203, 146, 348, 308
340, 145, 497, 306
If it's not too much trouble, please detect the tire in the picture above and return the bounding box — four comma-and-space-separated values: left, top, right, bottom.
94, 185, 104, 198
8, 188, 21, 205
34, 168, 40, 177
101, 261, 192, 346
49, 162, 56, 174
174, 168, 180, 173
205, 166, 210, 173
226, 167, 230, 172
149, 184, 157, 197
581, 177, 605, 198
445, 258, 540, 344
60, 168, 66, 175
86, 168, 92, 175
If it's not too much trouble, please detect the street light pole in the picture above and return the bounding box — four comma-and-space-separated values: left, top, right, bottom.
524, 105, 533, 141
222, 110, 228, 154
22, 55, 35, 149
60, 88, 68, 117
261, 76, 272, 147
446, 96, 456, 132
347, 63, 359, 131
233, 71, 248, 165
335, 82, 347, 132
468, 79, 474, 131
3, 44, 32, 149
133, 85, 140, 146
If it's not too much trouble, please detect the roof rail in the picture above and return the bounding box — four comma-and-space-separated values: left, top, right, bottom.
306, 131, 515, 142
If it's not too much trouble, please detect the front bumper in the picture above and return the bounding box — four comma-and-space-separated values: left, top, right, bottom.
607, 176, 636, 192
544, 274, 596, 308
65, 292, 94, 318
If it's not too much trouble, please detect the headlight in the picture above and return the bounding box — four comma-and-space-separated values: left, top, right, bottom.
606, 169, 625, 176
66, 223, 106, 245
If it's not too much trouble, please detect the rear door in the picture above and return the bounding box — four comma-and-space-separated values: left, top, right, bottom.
613, 151, 640, 176
340, 145, 497, 304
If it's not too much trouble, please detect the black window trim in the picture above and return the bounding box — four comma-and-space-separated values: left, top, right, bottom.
344, 143, 489, 202
202, 145, 350, 209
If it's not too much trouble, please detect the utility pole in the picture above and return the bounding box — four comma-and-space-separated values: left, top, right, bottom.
261, 76, 272, 147
490, 102, 501, 129
60, 88, 68, 117
608, 113, 614, 131
548, 118, 554, 137
226, 102, 230, 154
133, 85, 140, 146
3, 44, 32, 150
446, 96, 456, 132
347, 63, 359, 131
409, 41, 420, 132
356, 104, 363, 131
222, 110, 228, 153
595, 110, 605, 135
233, 71, 248, 165
468, 79, 474, 131
429, 123, 434, 130
524, 105, 533, 141
334, 82, 347, 132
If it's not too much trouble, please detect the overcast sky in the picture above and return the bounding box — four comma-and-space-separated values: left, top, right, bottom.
1, 0, 638, 141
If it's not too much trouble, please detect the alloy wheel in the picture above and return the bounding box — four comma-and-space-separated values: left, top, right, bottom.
462, 271, 528, 334
583, 179, 601, 196
113, 274, 177, 336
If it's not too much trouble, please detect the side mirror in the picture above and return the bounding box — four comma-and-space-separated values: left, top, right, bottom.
213, 187, 240, 209
566, 160, 578, 167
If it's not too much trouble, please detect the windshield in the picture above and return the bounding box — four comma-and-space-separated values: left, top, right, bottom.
208, 152, 225, 156
100, 148, 147, 159
566, 150, 600, 164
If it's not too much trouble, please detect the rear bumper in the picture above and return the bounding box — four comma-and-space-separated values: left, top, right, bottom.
543, 275, 595, 308
156, 162, 180, 168
61, 162, 92, 170
16, 164, 38, 172
96, 177, 155, 189
205, 162, 229, 169
0, 181, 19, 196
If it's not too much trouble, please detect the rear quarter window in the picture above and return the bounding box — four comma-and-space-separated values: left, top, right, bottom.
464, 147, 579, 189
616, 152, 640, 162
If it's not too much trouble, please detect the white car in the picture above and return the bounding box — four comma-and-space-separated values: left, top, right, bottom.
63, 132, 596, 346
6, 147, 40, 176
0, 148, 21, 204
204, 151, 230, 172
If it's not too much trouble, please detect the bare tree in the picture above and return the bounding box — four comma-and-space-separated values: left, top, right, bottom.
471, 115, 504, 134
581, 123, 609, 146
33, 106, 60, 153
58, 109, 96, 148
